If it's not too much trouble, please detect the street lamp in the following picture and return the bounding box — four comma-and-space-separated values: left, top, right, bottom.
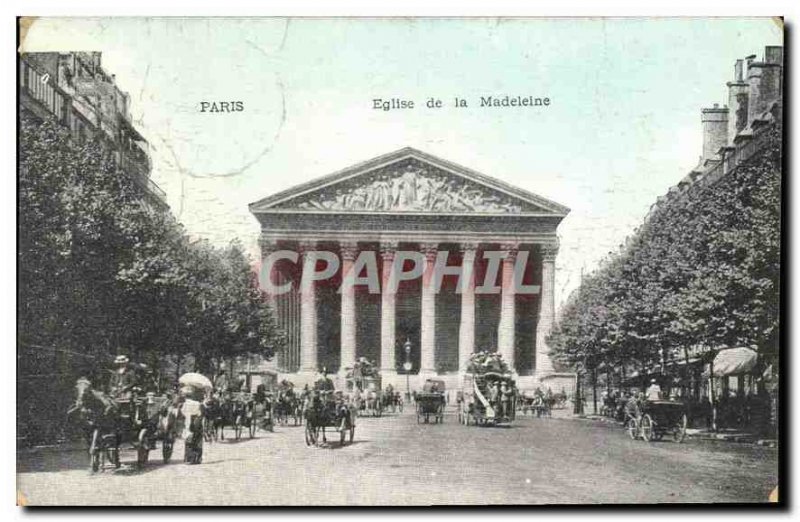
403, 339, 412, 401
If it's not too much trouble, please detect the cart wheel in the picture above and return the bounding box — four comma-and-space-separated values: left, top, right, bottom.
417, 412, 422, 424
626, 418, 639, 440
89, 429, 101, 472
640, 414, 654, 442
349, 425, 355, 443
137, 429, 150, 468
249, 419, 256, 439
673, 413, 688, 443
109, 447, 121, 469
162, 434, 174, 463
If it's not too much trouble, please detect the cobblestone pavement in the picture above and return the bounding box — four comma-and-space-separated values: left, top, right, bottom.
17, 406, 778, 506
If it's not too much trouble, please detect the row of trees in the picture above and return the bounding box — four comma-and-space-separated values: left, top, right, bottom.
548, 121, 781, 395
18, 114, 284, 385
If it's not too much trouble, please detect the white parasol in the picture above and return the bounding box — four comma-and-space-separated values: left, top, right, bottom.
178, 372, 213, 391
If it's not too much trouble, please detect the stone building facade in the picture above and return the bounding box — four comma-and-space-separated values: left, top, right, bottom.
249, 148, 572, 391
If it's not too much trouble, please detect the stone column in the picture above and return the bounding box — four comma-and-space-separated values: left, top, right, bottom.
535, 242, 558, 377
299, 241, 318, 374
497, 243, 518, 372
259, 238, 281, 367
339, 241, 358, 377
420, 243, 438, 374
458, 242, 478, 372
380, 241, 398, 376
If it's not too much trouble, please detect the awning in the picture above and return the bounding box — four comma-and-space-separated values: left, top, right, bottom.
706, 347, 758, 377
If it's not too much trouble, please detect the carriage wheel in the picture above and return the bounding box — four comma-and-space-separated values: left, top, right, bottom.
673, 414, 688, 443
109, 447, 121, 469
626, 418, 639, 440
162, 434, 174, 463
249, 419, 256, 439
89, 429, 102, 472
349, 424, 355, 443
234, 416, 242, 440
640, 414, 654, 442
339, 418, 348, 445
137, 429, 150, 469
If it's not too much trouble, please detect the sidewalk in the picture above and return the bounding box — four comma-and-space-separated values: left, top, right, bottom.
558, 413, 778, 448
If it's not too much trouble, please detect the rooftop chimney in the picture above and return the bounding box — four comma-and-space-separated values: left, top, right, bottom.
701, 103, 729, 163
747, 46, 783, 126
727, 59, 749, 144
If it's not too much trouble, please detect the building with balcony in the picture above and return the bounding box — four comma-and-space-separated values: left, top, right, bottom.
18, 51, 168, 210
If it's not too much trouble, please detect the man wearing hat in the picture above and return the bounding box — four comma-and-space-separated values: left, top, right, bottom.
214, 363, 231, 397
109, 355, 137, 401
315, 367, 335, 392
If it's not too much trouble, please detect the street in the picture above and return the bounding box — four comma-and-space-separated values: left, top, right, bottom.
17, 405, 778, 505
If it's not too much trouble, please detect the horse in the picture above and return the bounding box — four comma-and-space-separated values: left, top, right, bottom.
68, 378, 180, 471
215, 393, 249, 440
381, 389, 399, 413
68, 378, 124, 471
202, 395, 223, 442
303, 390, 353, 446
274, 389, 299, 426
363, 390, 382, 417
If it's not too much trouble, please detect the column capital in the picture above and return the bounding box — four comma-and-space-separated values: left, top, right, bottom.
460, 241, 480, 255
340, 241, 359, 261
499, 242, 519, 261
298, 240, 318, 255
380, 240, 398, 260
420, 242, 438, 260
540, 242, 559, 263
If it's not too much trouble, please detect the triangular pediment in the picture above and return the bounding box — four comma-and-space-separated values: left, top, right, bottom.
249, 148, 569, 215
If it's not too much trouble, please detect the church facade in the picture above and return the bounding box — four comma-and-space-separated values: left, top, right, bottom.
249, 147, 573, 392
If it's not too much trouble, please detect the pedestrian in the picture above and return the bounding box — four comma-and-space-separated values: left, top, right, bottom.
500, 381, 512, 419
646, 378, 662, 401
488, 381, 500, 415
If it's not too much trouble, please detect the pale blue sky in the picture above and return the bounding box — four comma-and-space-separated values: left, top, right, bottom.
22, 17, 782, 310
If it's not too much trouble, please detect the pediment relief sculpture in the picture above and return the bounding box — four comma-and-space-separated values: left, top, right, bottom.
282, 160, 536, 213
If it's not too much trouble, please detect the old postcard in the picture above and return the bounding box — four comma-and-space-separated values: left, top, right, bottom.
16, 17, 782, 506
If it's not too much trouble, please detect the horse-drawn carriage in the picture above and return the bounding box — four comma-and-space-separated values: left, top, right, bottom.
458, 372, 516, 426
519, 389, 553, 418
208, 391, 263, 440
415, 379, 445, 424
347, 375, 383, 417
303, 390, 356, 447
274, 381, 302, 426
626, 399, 688, 443
69, 378, 179, 472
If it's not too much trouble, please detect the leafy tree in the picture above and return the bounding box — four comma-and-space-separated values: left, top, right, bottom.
548, 121, 781, 388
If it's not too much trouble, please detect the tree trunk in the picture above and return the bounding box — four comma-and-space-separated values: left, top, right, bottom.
592, 368, 598, 415
709, 355, 717, 432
